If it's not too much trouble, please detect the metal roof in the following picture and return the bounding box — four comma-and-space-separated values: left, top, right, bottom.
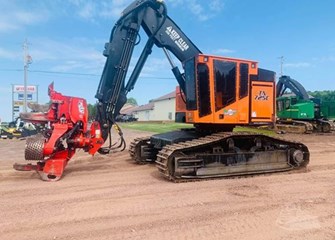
132, 102, 154, 112
152, 91, 175, 102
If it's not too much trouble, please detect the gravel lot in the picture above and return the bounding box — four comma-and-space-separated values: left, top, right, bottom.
0, 129, 334, 240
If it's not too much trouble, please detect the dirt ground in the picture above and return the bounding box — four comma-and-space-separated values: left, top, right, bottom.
0, 129, 334, 240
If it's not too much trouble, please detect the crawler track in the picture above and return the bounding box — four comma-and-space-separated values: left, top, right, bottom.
129, 131, 310, 182
276, 119, 335, 133
275, 120, 313, 134
154, 132, 309, 181
129, 136, 156, 164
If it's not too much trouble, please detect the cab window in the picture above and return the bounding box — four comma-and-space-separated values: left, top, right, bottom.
214, 60, 237, 111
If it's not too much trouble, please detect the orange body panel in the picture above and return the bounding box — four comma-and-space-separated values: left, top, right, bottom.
175, 86, 186, 113
250, 81, 275, 123
177, 54, 275, 127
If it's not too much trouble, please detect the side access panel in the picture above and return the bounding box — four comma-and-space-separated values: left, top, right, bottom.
250, 81, 275, 123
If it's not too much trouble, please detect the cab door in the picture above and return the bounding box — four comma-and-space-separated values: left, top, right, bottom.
250, 81, 275, 123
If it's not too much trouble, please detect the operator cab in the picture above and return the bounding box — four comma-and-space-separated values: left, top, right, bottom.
178, 54, 276, 127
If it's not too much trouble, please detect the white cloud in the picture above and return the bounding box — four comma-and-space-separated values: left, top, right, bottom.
284, 62, 311, 68
67, 0, 130, 21
170, 0, 224, 21
168, 0, 184, 7
214, 48, 235, 54
0, 48, 20, 60
0, 2, 49, 33
78, 2, 96, 20
0, 21, 18, 32
14, 11, 45, 25
17, 38, 106, 74
0, 36, 168, 77
141, 57, 171, 76
125, 55, 172, 79
68, 0, 225, 22
0, 0, 225, 32
101, 0, 130, 18
209, 0, 225, 11
313, 56, 335, 62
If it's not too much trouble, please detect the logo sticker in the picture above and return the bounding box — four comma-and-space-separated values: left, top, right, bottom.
255, 91, 269, 101
165, 26, 189, 52
78, 100, 85, 114
223, 109, 237, 116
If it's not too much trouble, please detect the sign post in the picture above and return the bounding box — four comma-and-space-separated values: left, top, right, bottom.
23, 39, 32, 112
12, 84, 38, 120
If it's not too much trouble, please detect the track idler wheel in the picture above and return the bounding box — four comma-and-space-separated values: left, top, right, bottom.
289, 148, 305, 166
322, 123, 331, 133
25, 136, 45, 160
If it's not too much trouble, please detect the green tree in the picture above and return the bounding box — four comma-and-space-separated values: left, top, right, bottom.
87, 103, 97, 120
309, 90, 335, 101
126, 97, 138, 106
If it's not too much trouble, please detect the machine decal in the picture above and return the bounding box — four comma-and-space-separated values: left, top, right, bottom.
78, 100, 85, 114
223, 109, 237, 116
165, 26, 189, 52
255, 91, 269, 101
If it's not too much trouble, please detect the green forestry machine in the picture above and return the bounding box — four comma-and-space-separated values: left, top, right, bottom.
276, 76, 335, 133
321, 101, 335, 121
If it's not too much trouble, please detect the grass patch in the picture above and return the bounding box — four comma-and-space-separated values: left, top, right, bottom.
233, 126, 275, 136
119, 122, 193, 133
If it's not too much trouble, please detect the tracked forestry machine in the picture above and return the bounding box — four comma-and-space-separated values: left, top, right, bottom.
14, 0, 309, 181
276, 75, 335, 133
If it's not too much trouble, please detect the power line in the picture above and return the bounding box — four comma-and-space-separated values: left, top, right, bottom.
0, 68, 98, 76
0, 68, 175, 79
0, 69, 22, 72
29, 69, 100, 76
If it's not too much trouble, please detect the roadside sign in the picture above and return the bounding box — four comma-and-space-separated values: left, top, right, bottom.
14, 101, 24, 106
13, 85, 37, 93
18, 93, 33, 100
13, 106, 20, 112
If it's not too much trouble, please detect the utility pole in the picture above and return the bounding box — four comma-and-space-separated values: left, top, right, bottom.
278, 56, 284, 77
23, 39, 32, 112
12, 84, 14, 121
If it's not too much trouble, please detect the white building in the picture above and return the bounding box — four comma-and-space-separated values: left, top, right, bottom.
132, 91, 176, 121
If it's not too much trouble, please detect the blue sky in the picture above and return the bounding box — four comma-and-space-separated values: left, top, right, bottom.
1, 0, 335, 121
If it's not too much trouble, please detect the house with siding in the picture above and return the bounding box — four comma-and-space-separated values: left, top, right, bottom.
131, 91, 176, 121
132, 102, 155, 121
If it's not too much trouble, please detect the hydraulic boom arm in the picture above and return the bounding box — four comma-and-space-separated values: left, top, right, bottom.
276, 75, 310, 100
95, 0, 201, 143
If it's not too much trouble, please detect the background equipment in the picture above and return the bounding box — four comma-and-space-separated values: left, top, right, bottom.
276, 75, 335, 133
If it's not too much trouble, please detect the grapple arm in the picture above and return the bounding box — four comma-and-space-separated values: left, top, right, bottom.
15, 83, 105, 181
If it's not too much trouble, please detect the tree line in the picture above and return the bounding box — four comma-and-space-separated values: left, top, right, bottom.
308, 90, 335, 101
